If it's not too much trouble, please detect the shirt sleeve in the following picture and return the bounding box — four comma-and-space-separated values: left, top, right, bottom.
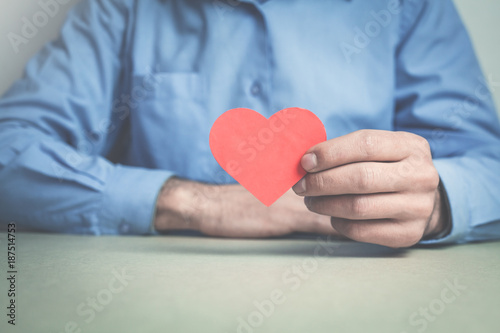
394, 0, 500, 244
0, 0, 173, 235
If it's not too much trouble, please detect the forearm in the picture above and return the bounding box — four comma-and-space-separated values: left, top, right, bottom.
153, 177, 267, 233
154, 177, 215, 232
154, 177, 336, 237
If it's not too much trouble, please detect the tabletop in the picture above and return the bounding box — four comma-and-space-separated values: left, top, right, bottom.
0, 232, 499, 333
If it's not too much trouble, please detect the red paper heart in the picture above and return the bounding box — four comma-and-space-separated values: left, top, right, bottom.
209, 107, 326, 206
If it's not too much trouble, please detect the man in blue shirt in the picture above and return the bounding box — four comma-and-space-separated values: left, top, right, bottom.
1, 0, 499, 248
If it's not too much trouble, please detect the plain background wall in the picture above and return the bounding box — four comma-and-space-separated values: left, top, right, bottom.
0, 0, 499, 115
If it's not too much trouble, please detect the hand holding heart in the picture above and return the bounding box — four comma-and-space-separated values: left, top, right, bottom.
293, 130, 447, 248
155, 108, 447, 247
155, 108, 335, 238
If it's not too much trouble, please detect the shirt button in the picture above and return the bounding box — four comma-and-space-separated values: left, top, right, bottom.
250, 81, 262, 96
118, 221, 131, 234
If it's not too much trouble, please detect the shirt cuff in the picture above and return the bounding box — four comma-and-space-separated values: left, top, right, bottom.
98, 164, 173, 235
419, 158, 470, 245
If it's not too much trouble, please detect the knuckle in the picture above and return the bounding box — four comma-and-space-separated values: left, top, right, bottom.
361, 131, 377, 157
351, 196, 371, 218
319, 146, 334, 167
417, 135, 431, 150
358, 130, 377, 157
395, 159, 413, 179
310, 174, 326, 193
429, 170, 440, 189
419, 168, 440, 191
413, 135, 431, 156
408, 195, 435, 219
400, 132, 430, 157
358, 165, 376, 191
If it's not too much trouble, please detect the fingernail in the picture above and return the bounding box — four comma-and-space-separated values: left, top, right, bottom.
302, 153, 317, 172
293, 178, 306, 194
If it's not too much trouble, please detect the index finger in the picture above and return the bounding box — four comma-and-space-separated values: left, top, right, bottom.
301, 130, 425, 173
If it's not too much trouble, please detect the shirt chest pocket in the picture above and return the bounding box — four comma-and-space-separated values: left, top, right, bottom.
127, 72, 212, 173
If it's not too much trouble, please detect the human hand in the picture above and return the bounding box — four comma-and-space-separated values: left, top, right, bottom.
292, 130, 447, 248
155, 178, 338, 238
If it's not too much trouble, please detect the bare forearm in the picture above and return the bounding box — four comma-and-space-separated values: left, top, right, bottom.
154, 177, 336, 237
154, 177, 214, 232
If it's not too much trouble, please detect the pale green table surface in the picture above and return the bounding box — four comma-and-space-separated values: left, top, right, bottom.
0, 232, 499, 333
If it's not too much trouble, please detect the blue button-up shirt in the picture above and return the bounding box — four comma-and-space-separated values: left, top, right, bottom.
1, 0, 499, 244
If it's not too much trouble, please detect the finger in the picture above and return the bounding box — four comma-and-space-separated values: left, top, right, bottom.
293, 161, 425, 196
301, 130, 430, 172
330, 217, 426, 248
272, 189, 341, 236
295, 214, 342, 236
304, 193, 434, 221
